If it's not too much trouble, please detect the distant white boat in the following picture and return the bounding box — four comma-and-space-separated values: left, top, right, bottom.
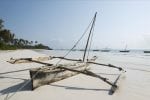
93, 49, 100, 51
100, 47, 110, 52
120, 45, 130, 53
101, 49, 110, 52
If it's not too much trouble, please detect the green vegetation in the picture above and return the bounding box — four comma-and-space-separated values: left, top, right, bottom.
0, 19, 52, 50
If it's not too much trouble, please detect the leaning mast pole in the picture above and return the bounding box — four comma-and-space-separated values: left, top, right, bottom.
83, 12, 97, 62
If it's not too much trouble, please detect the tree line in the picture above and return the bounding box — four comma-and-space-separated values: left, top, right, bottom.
0, 19, 52, 50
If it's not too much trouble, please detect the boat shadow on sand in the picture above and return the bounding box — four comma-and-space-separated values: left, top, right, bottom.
0, 78, 32, 95
0, 72, 119, 95
0, 80, 111, 95
0, 71, 121, 95
50, 84, 109, 92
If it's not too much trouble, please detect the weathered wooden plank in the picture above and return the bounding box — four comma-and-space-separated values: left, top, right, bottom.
30, 63, 90, 89
30, 56, 97, 89
7, 57, 50, 64
87, 61, 124, 71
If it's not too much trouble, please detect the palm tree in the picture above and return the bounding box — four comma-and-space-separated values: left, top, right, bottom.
0, 19, 4, 30
13, 38, 19, 45
9, 33, 15, 44
30, 41, 33, 45
25, 40, 29, 46
0, 29, 12, 43
35, 41, 38, 44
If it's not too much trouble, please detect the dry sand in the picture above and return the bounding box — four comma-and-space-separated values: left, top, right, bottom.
0, 50, 150, 100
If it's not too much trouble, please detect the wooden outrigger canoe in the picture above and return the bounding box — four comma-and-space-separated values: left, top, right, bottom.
7, 56, 125, 94
29, 57, 97, 89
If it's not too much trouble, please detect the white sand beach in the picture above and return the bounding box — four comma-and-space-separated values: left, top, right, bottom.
0, 50, 150, 100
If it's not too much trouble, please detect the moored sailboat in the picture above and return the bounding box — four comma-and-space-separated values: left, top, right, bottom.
120, 45, 130, 53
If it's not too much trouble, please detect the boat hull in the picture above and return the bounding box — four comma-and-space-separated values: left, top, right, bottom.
30, 63, 90, 89
100, 50, 110, 52
144, 51, 150, 53
119, 50, 130, 53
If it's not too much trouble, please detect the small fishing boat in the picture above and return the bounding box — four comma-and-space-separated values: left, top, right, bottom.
144, 51, 150, 53
101, 49, 110, 52
120, 50, 130, 52
79, 49, 85, 51
120, 45, 130, 53
100, 47, 110, 52
93, 49, 100, 51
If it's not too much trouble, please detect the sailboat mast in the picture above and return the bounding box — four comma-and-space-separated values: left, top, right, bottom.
125, 44, 127, 51
83, 12, 97, 61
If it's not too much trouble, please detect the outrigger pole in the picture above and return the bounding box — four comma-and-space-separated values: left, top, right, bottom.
83, 12, 97, 61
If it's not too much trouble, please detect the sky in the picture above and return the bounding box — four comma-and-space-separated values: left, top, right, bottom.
0, 0, 150, 50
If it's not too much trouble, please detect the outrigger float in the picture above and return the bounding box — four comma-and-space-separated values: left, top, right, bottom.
7, 12, 126, 95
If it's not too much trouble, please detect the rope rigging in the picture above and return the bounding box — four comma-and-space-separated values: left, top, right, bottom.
55, 12, 97, 65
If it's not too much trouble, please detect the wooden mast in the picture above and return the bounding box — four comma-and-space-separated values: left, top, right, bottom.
83, 12, 97, 61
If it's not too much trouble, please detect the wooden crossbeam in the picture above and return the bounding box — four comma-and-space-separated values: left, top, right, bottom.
87, 61, 124, 71
51, 56, 82, 62
56, 65, 117, 87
